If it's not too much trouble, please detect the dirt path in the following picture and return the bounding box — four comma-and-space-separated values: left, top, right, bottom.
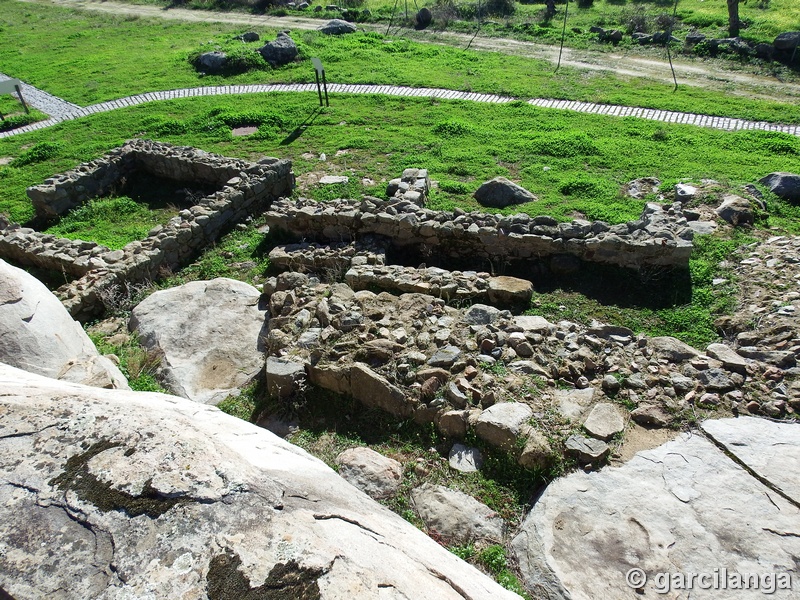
22, 0, 800, 103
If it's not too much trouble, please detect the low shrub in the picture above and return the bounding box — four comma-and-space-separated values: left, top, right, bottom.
10, 141, 63, 167
0, 114, 39, 132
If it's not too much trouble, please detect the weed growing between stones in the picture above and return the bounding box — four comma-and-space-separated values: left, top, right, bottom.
90, 331, 167, 393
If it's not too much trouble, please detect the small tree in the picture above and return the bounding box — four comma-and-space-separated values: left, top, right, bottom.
727, 0, 740, 37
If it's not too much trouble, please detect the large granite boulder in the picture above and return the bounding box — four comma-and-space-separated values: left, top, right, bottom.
258, 32, 298, 66
129, 278, 267, 405
473, 177, 537, 208
759, 172, 800, 203
512, 417, 799, 599
0, 364, 521, 600
0, 259, 128, 389
773, 32, 800, 51
319, 19, 357, 35
195, 51, 228, 74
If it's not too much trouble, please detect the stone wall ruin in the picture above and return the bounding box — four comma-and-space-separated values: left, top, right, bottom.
0, 140, 294, 320
264, 195, 695, 273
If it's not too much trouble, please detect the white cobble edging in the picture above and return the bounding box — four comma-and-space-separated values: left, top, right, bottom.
1, 81, 798, 139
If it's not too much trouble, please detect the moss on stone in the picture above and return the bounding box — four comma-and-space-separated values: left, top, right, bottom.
207, 551, 324, 600
49, 439, 190, 518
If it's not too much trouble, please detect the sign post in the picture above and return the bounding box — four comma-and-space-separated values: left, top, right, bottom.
311, 58, 329, 107
0, 79, 30, 114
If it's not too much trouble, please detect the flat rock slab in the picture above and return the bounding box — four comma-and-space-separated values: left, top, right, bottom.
448, 443, 484, 472
335, 447, 403, 499
231, 125, 257, 136
555, 388, 595, 421
512, 418, 800, 600
318, 175, 349, 185
487, 276, 533, 305
130, 278, 266, 405
474, 402, 533, 450
706, 342, 748, 372
582, 403, 624, 441
702, 417, 800, 502
0, 364, 520, 600
564, 433, 609, 464
411, 483, 504, 544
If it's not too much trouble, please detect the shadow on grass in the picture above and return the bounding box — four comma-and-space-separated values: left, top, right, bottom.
280, 108, 322, 146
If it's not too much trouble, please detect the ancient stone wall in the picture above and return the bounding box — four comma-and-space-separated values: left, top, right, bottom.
26, 139, 261, 219
263, 196, 694, 270
1, 140, 294, 320
0, 224, 111, 277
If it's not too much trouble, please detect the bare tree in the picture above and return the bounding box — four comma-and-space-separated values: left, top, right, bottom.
727, 0, 740, 37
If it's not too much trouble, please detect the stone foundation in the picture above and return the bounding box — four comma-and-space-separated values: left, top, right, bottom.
263, 196, 694, 271
268, 237, 388, 277
0, 224, 111, 277
344, 264, 533, 305
1, 140, 293, 320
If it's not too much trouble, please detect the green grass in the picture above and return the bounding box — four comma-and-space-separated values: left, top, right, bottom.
160, 215, 273, 287
0, 94, 47, 131
124, 0, 800, 47
44, 196, 179, 249
2, 2, 800, 124
2, 93, 800, 226
529, 231, 754, 348
90, 330, 167, 392
282, 387, 543, 523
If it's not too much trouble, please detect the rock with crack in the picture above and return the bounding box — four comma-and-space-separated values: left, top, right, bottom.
0, 364, 522, 600
512, 418, 800, 600
0, 259, 128, 390
411, 483, 504, 545
130, 278, 267, 405
702, 417, 800, 502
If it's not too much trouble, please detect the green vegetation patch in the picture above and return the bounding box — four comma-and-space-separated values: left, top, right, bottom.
2, 2, 800, 124
3, 93, 799, 227
45, 196, 177, 250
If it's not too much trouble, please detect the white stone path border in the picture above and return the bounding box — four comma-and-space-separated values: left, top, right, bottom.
2, 79, 799, 139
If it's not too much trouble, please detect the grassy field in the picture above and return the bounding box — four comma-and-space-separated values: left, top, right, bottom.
2, 93, 800, 226
2, 92, 794, 346
2, 1, 800, 124
0, 93, 47, 131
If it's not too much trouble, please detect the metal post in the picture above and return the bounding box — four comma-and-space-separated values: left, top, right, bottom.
667, 0, 679, 91
315, 70, 323, 107
322, 70, 330, 107
14, 84, 29, 114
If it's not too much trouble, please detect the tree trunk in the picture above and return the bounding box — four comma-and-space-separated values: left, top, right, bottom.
727, 0, 740, 38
